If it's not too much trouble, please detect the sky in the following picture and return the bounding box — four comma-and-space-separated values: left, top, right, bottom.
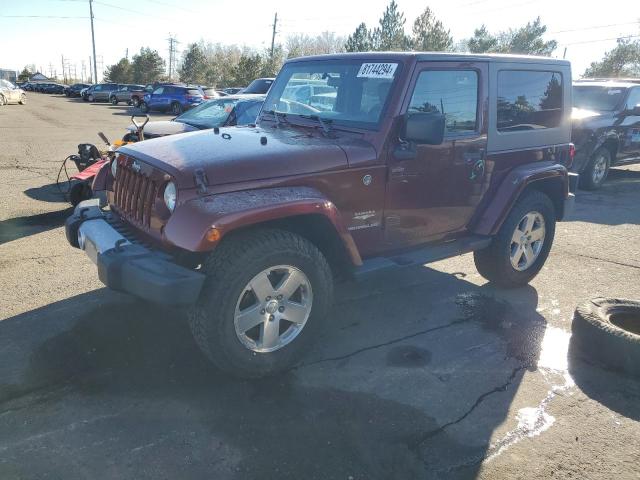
0, 0, 638, 82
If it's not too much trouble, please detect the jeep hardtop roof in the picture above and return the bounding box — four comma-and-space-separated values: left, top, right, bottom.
573, 79, 640, 88
285, 51, 571, 66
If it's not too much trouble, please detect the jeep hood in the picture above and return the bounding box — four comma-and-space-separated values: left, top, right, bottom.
126, 120, 199, 138
119, 126, 350, 189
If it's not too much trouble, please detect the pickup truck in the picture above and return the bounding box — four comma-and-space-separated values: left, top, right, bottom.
66, 52, 577, 378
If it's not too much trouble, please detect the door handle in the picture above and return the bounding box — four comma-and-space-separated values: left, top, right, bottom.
463, 149, 485, 164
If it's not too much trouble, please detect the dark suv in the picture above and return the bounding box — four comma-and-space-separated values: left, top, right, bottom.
82, 83, 120, 102
109, 84, 146, 105
572, 79, 640, 189
65, 83, 91, 97
140, 84, 205, 114
66, 53, 576, 377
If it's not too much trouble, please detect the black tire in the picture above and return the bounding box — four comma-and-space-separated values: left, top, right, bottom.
110, 95, 118, 105
474, 190, 556, 287
579, 147, 611, 190
69, 182, 93, 207
572, 298, 640, 377
19, 94, 26, 105
131, 96, 140, 107
171, 102, 183, 115
188, 228, 334, 378
88, 94, 95, 102
0, 94, 5, 106
139, 101, 149, 113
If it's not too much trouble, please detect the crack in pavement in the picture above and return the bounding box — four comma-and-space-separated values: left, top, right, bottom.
559, 249, 640, 270
408, 364, 530, 452
295, 317, 472, 370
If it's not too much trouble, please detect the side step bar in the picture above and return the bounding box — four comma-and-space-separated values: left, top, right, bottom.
354, 235, 491, 279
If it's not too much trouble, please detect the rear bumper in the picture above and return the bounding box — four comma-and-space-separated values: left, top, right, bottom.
65, 202, 204, 306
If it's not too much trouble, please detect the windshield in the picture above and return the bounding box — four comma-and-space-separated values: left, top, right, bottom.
243, 79, 273, 94
573, 85, 627, 111
263, 60, 399, 129
175, 98, 239, 128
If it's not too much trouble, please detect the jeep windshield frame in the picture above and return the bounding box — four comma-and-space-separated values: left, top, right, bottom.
573, 85, 628, 112
261, 59, 402, 131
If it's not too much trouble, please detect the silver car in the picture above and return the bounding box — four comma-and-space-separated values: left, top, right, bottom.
0, 79, 26, 105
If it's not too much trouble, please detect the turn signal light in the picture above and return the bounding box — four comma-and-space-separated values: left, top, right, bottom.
205, 227, 221, 243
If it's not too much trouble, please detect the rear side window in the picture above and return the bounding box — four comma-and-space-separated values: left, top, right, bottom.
408, 70, 478, 133
187, 89, 203, 95
497, 70, 563, 132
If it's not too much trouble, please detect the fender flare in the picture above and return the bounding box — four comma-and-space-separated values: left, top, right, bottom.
470, 161, 568, 236
164, 186, 363, 265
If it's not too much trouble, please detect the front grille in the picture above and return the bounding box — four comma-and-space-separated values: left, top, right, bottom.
113, 162, 158, 228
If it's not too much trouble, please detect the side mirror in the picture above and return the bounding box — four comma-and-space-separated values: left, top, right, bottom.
402, 112, 445, 145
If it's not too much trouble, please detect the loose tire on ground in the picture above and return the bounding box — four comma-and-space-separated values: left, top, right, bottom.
474, 189, 556, 287
580, 147, 611, 190
572, 298, 640, 377
188, 228, 333, 378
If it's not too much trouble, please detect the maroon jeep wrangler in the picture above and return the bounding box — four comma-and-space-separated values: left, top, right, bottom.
66, 52, 577, 377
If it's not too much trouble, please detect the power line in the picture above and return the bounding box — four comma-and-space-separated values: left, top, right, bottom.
0, 15, 88, 18
561, 34, 640, 46
549, 21, 640, 35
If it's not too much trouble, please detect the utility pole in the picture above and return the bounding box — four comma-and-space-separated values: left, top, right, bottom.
167, 35, 178, 80
89, 56, 92, 83
270, 12, 278, 58
61, 54, 66, 83
562, 47, 567, 59
125, 48, 129, 60
89, 0, 98, 84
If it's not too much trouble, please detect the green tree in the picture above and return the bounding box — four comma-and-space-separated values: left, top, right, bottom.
179, 43, 207, 84
466, 25, 498, 53
411, 7, 453, 51
261, 46, 285, 78
464, 18, 556, 56
584, 38, 640, 77
232, 53, 263, 86
345, 23, 373, 52
505, 17, 557, 55
372, 1, 410, 51
104, 58, 132, 83
131, 47, 165, 84
17, 67, 33, 82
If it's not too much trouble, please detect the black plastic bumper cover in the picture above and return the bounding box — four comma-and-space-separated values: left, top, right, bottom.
563, 172, 579, 219
65, 204, 204, 306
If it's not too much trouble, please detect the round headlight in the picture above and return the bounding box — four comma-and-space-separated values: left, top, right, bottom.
111, 157, 118, 178
163, 181, 177, 212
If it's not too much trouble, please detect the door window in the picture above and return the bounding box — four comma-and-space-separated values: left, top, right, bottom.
408, 70, 478, 133
497, 71, 563, 131
626, 88, 640, 111
152, 87, 164, 95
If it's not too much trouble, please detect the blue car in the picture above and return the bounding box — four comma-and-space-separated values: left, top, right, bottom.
139, 84, 204, 115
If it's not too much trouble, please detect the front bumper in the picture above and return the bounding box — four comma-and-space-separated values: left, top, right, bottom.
564, 172, 579, 218
65, 201, 204, 306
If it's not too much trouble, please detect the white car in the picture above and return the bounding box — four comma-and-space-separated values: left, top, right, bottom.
0, 79, 26, 105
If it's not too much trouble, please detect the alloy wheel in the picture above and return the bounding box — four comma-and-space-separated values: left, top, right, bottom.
510, 211, 546, 271
234, 265, 313, 353
591, 153, 608, 185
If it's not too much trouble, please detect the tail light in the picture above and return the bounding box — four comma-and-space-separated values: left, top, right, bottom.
567, 143, 575, 169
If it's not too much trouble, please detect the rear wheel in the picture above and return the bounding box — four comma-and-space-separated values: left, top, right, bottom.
0, 94, 5, 106
131, 96, 140, 107
580, 147, 611, 190
188, 229, 333, 378
139, 101, 149, 113
110, 95, 118, 105
171, 102, 183, 115
474, 190, 556, 287
19, 94, 26, 105
88, 94, 95, 102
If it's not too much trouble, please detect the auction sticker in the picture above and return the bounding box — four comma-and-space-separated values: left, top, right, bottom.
357, 63, 398, 79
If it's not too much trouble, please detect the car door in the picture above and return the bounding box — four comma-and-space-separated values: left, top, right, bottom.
384, 62, 489, 248
148, 87, 164, 109
617, 87, 640, 162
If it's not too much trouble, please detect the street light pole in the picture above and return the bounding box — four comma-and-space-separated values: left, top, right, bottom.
89, 0, 98, 83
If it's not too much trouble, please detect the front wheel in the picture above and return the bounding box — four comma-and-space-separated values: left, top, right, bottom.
110, 96, 118, 105
171, 102, 183, 115
474, 190, 556, 287
139, 101, 149, 113
19, 94, 26, 105
580, 147, 611, 190
188, 229, 333, 378
131, 96, 140, 107
88, 94, 95, 102
0, 94, 5, 106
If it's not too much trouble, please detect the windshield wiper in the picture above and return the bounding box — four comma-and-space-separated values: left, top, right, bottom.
299, 114, 334, 137
263, 109, 289, 128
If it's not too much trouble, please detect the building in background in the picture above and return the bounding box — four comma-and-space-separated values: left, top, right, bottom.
0, 69, 17, 84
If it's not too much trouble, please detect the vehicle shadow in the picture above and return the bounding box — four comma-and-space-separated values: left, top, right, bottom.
0, 267, 546, 480
0, 207, 72, 245
567, 167, 640, 226
23, 181, 69, 204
